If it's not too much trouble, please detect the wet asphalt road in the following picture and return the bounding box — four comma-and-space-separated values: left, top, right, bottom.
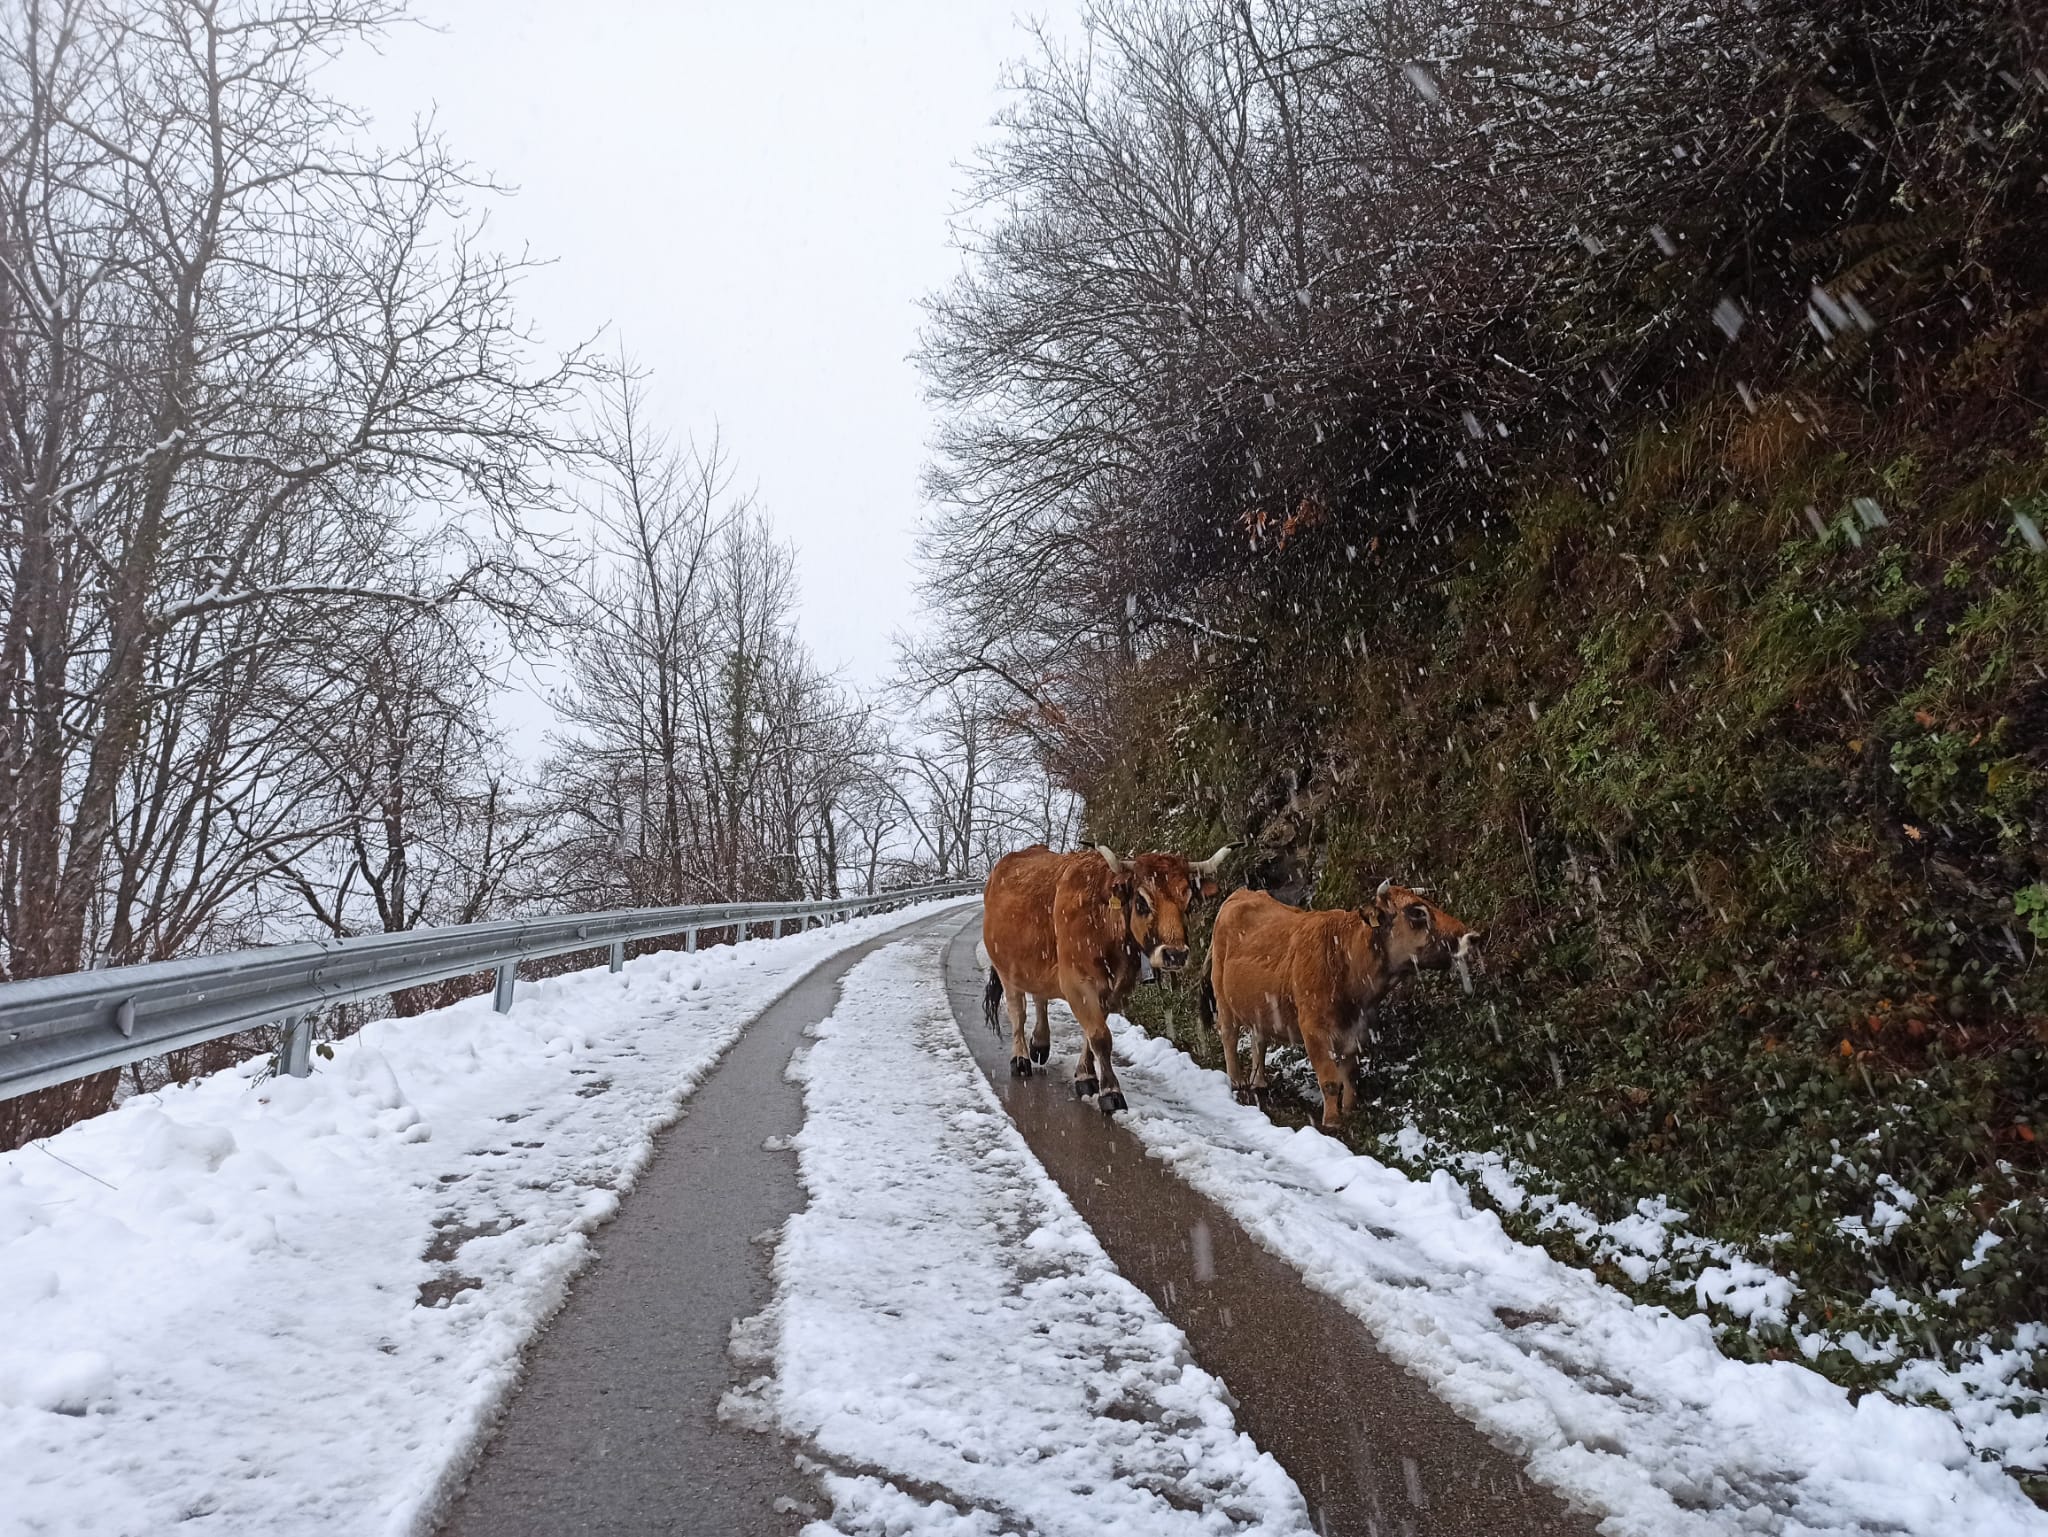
437, 911, 962, 1537
939, 910, 1599, 1537
435, 904, 1598, 1536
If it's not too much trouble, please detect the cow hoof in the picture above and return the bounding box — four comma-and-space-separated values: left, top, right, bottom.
1098, 1091, 1128, 1115
1072, 1077, 1099, 1099
1010, 1056, 1032, 1077
1231, 1085, 1256, 1106
1029, 1044, 1049, 1065
1315, 1120, 1346, 1139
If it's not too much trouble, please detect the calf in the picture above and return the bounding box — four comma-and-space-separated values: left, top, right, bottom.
982, 842, 1232, 1113
1201, 881, 1480, 1130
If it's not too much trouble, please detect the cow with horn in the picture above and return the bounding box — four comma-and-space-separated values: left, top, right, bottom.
1200, 878, 1481, 1131
981, 842, 1235, 1113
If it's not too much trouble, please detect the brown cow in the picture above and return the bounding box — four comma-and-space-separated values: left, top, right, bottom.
1200, 881, 1480, 1130
982, 842, 1233, 1113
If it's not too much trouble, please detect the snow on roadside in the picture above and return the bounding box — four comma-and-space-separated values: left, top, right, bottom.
1102, 1017, 2048, 1537
1385, 1118, 2048, 1472
0, 899, 970, 1537
750, 930, 1311, 1535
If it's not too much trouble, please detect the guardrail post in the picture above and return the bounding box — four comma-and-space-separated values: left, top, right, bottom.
280, 1015, 313, 1078
493, 962, 516, 1013
684, 927, 697, 953
609, 940, 624, 973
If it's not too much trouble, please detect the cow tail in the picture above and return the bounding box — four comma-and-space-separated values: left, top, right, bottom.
1198, 950, 1217, 1039
983, 968, 1003, 1033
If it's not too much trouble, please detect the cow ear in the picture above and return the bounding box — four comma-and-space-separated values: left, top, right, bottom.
1109, 873, 1134, 906
1197, 875, 1221, 900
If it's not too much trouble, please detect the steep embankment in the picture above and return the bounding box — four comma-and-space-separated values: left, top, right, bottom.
912, 0, 2048, 1499
1105, 400, 2048, 1491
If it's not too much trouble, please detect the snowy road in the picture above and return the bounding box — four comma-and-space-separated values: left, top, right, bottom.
0, 903, 968, 1536
933, 917, 1594, 1537
3, 902, 2043, 1536
760, 922, 1309, 1535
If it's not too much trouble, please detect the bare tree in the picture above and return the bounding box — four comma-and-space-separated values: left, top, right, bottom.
282, 607, 538, 939
834, 743, 910, 895
889, 667, 1079, 878
541, 368, 729, 908
0, 0, 585, 1143
917, 0, 2037, 797
541, 375, 892, 907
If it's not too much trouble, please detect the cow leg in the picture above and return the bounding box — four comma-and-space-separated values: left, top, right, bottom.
1006, 978, 1033, 1077
1301, 1017, 1349, 1132
1030, 996, 1051, 1065
1069, 997, 1123, 1112
1070, 1031, 1099, 1100
1247, 1032, 1271, 1102
1218, 1004, 1257, 1106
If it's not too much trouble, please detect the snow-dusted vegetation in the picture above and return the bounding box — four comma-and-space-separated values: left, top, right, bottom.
1103, 1014, 2046, 1535
0, 0, 1071, 1152
7, 0, 2047, 1528
915, 0, 2048, 1504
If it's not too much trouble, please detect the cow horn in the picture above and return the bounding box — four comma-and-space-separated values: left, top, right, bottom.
1096, 845, 1129, 873
1188, 842, 1238, 877
1375, 877, 1393, 901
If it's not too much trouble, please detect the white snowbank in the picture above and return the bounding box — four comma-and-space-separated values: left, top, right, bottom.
1103, 1017, 2048, 1537
1391, 1123, 1808, 1333
756, 930, 1311, 1534
1390, 1118, 2046, 1471
0, 900, 969, 1537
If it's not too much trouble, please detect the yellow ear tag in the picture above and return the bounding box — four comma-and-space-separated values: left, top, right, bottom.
1107, 895, 1123, 914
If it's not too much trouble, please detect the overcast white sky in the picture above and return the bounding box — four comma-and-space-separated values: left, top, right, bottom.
330, 1, 1078, 748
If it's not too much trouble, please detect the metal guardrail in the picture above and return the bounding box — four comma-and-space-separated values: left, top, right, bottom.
0, 882, 981, 1103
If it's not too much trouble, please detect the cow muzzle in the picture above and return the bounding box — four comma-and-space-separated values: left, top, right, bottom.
1152, 945, 1190, 973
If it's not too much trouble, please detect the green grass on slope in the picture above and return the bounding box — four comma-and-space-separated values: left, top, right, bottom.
1102, 402, 2048, 1494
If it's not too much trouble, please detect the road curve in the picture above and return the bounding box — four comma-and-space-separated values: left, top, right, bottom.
434, 904, 1597, 1536
435, 908, 965, 1537
939, 908, 1599, 1537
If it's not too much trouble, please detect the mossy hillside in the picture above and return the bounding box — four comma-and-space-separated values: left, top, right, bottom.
1101, 403, 2048, 1420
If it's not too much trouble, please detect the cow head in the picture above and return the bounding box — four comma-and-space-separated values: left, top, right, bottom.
1365, 878, 1482, 979
1097, 843, 1236, 973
